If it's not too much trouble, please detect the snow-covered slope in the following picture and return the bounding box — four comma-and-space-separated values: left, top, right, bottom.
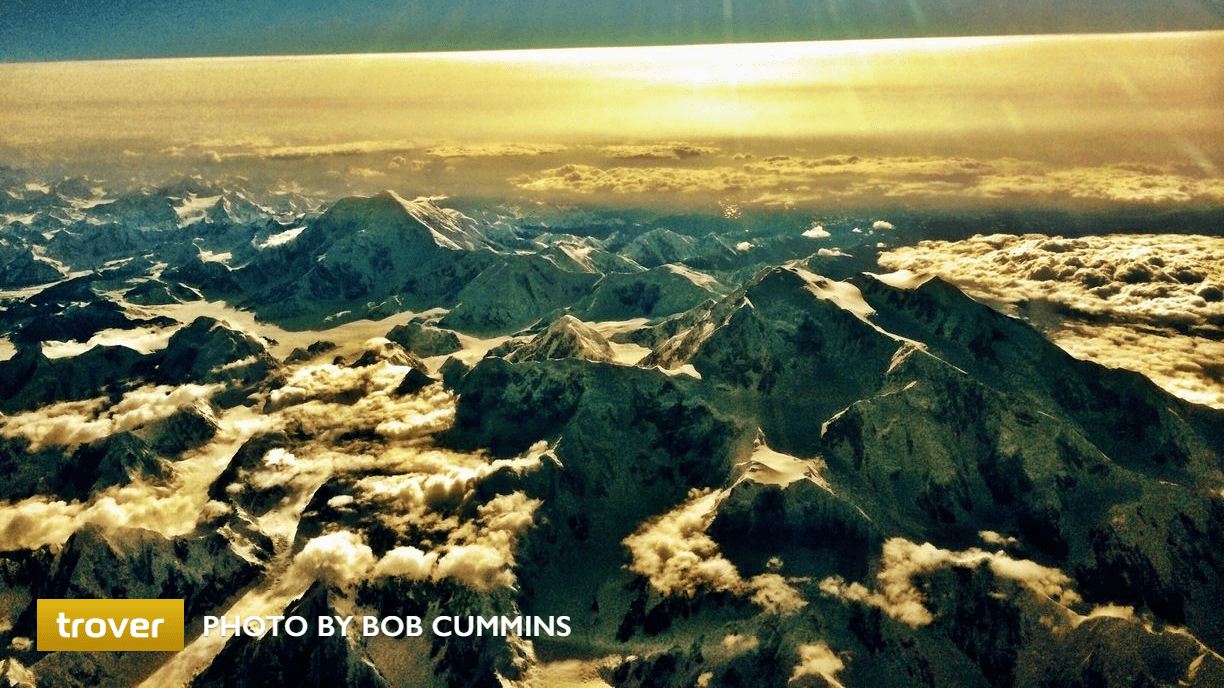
1, 170, 1222, 688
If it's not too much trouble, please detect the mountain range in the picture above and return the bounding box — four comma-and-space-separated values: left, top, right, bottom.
0, 170, 1221, 687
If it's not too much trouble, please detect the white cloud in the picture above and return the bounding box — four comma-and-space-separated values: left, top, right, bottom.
290, 530, 376, 587
598, 143, 719, 160
748, 573, 808, 614
514, 163, 742, 195
425, 143, 567, 158
721, 633, 759, 653
1078, 604, 1136, 624
880, 233, 1224, 407
0, 384, 222, 451
434, 544, 514, 591
820, 538, 1079, 628
0, 405, 271, 550
790, 642, 846, 687
434, 491, 542, 590
623, 489, 743, 598
372, 546, 438, 580
802, 223, 830, 239
512, 155, 1224, 209
268, 358, 454, 440
621, 488, 808, 613
209, 140, 419, 161
41, 325, 179, 359
979, 530, 1018, 547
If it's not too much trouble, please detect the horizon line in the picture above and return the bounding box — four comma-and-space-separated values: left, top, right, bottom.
3, 28, 1222, 67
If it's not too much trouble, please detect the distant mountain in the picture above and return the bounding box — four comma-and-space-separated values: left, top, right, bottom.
0, 240, 62, 288
385, 320, 462, 357
505, 314, 616, 363
575, 264, 725, 321
1, 170, 1222, 687
0, 315, 276, 412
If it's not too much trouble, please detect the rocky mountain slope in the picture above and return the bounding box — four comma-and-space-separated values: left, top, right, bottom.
0, 171, 1221, 687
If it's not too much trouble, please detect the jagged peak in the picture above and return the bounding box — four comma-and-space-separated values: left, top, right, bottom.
507, 314, 615, 363
316, 191, 484, 251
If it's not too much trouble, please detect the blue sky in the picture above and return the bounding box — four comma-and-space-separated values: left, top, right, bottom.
2, 0, 1223, 61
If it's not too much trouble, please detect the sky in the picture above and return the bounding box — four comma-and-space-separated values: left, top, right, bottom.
4, 32, 1221, 163
2, 0, 1223, 61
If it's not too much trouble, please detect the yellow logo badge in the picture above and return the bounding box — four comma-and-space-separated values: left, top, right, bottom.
37, 599, 185, 651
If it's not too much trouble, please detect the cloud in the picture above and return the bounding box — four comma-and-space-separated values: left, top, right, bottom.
425, 143, 567, 158
0, 473, 206, 552
598, 143, 719, 160
371, 546, 438, 580
790, 642, 846, 687
721, 633, 759, 653
802, 223, 830, 239
41, 325, 179, 359
433, 544, 514, 591
290, 461, 538, 594
290, 530, 376, 587
871, 220, 895, 231
622, 488, 808, 612
1079, 604, 1136, 624
334, 448, 545, 546
511, 155, 1224, 209
0, 384, 222, 451
268, 357, 455, 440
747, 573, 808, 614
514, 163, 744, 195
0, 404, 272, 550
623, 489, 744, 598
388, 155, 428, 170
0, 328, 551, 607
0, 339, 456, 555
879, 233, 1224, 407
819, 538, 1079, 628
206, 140, 420, 162
435, 491, 542, 590
979, 530, 1019, 547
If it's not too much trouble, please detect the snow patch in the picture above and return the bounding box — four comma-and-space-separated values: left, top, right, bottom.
173, 194, 222, 225
792, 268, 875, 320
738, 438, 832, 492
869, 269, 928, 290
257, 225, 306, 249
42, 325, 179, 359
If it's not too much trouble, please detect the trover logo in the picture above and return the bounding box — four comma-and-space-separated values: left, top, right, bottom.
37, 599, 185, 651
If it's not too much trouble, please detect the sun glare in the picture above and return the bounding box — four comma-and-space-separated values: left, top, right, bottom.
0, 31, 1220, 159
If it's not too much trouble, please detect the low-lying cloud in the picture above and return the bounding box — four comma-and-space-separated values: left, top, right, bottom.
0, 383, 222, 450
425, 143, 568, 158
0, 405, 271, 550
880, 233, 1224, 407
512, 155, 1224, 209
598, 143, 720, 160
623, 488, 807, 613
790, 642, 846, 687
819, 538, 1079, 628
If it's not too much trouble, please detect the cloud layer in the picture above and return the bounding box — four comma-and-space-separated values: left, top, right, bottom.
880, 233, 1224, 407
513, 155, 1224, 208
